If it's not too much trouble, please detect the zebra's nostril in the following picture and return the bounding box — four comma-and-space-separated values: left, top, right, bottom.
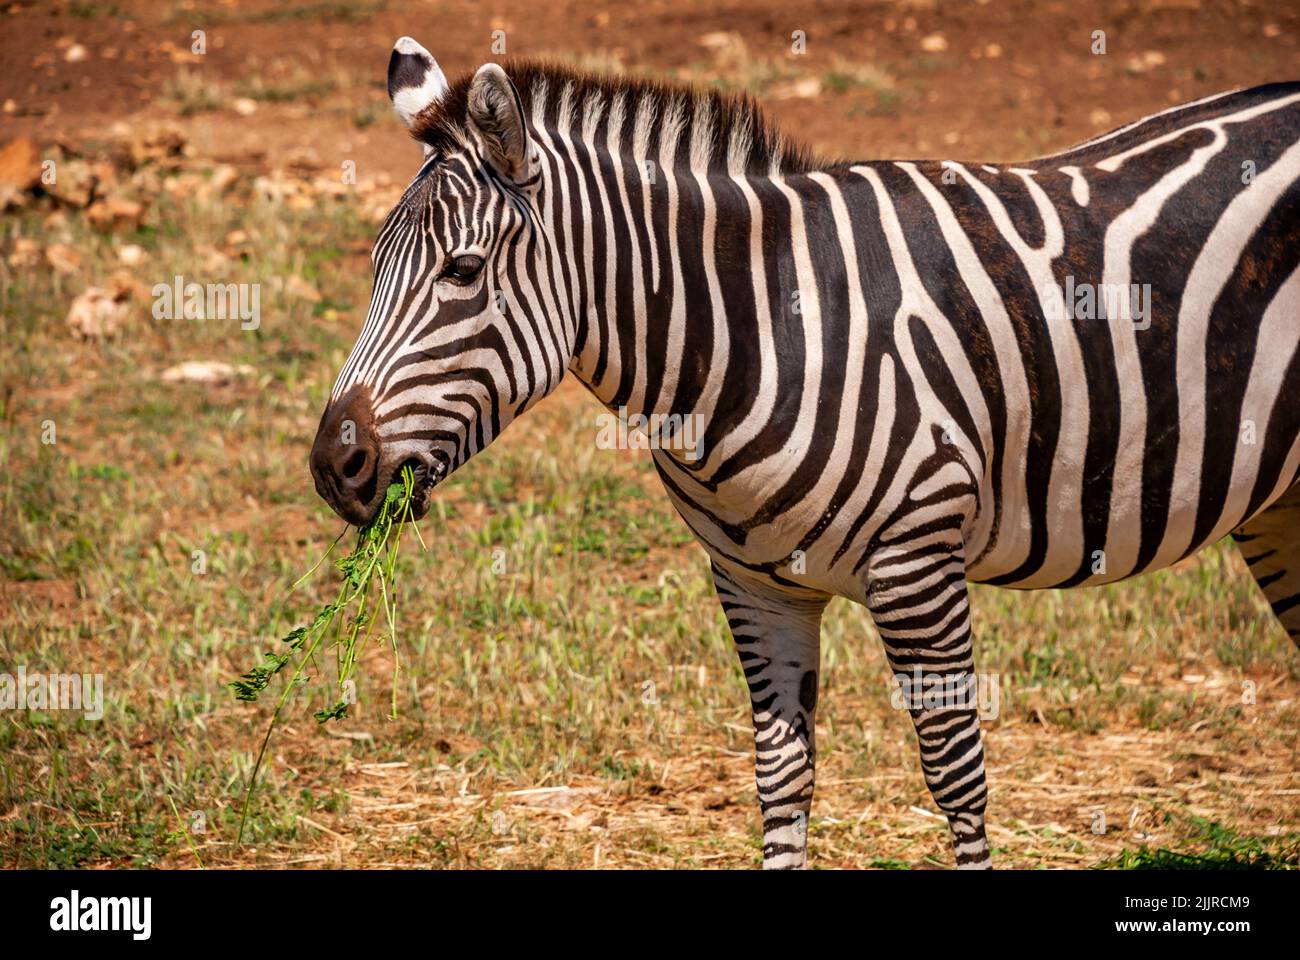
310, 383, 381, 524
342, 450, 368, 480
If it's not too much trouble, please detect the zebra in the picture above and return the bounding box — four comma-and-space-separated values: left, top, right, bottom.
309, 36, 1300, 869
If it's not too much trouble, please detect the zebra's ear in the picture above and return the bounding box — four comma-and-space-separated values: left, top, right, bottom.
387, 36, 448, 129
466, 63, 530, 182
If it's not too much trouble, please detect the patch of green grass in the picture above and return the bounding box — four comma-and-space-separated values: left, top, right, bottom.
234, 77, 339, 105
164, 68, 225, 117
1103, 816, 1300, 870
69, 2, 122, 17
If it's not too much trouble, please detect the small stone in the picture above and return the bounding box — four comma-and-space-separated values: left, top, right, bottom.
45, 159, 96, 207
86, 197, 144, 232
284, 274, 322, 302
45, 243, 82, 275
160, 361, 255, 385
254, 171, 301, 203
198, 245, 231, 274
126, 126, 186, 168
7, 237, 41, 268
0, 138, 40, 210
117, 244, 147, 266
209, 164, 238, 193
67, 286, 130, 340
106, 268, 148, 302
0, 137, 41, 191
771, 77, 822, 100
223, 229, 252, 257
920, 32, 948, 53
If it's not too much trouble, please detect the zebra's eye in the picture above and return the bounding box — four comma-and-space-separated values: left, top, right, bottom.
440, 253, 485, 285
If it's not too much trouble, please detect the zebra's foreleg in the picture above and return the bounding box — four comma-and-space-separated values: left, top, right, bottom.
866, 552, 991, 869
712, 564, 828, 869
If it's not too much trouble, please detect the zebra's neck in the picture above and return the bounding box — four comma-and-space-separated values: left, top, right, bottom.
524, 90, 824, 464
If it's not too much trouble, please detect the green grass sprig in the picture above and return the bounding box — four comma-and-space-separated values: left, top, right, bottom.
231, 465, 422, 844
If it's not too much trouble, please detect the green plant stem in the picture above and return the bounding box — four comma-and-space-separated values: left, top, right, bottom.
166, 794, 206, 868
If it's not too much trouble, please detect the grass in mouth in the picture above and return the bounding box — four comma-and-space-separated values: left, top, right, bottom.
230, 465, 423, 843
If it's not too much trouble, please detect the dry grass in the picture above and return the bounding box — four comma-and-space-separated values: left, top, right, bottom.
1, 122, 1297, 870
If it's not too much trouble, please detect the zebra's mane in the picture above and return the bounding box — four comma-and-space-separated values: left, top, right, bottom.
411, 59, 821, 176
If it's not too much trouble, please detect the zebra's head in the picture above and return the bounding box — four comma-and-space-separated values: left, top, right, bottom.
311, 39, 564, 525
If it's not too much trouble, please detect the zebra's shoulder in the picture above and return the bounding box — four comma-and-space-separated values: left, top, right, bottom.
1035, 82, 1300, 164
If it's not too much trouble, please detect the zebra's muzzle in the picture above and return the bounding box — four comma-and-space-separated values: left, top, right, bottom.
310, 384, 449, 526
310, 384, 386, 526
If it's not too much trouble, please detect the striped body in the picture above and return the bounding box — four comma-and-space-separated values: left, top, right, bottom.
310, 45, 1300, 869
586, 86, 1300, 602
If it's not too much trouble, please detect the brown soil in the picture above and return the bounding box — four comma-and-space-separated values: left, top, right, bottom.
4, 0, 1297, 183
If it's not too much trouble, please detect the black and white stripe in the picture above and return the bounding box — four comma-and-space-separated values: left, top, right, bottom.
312, 42, 1300, 868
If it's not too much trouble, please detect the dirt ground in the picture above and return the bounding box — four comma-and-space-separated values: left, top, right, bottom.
1, 0, 1298, 870
5, 0, 1299, 182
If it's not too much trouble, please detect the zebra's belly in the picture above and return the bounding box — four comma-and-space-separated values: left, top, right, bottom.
966, 492, 1224, 589
964, 379, 1298, 590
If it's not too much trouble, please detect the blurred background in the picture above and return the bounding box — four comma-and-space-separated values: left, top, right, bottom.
0, 0, 1297, 869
